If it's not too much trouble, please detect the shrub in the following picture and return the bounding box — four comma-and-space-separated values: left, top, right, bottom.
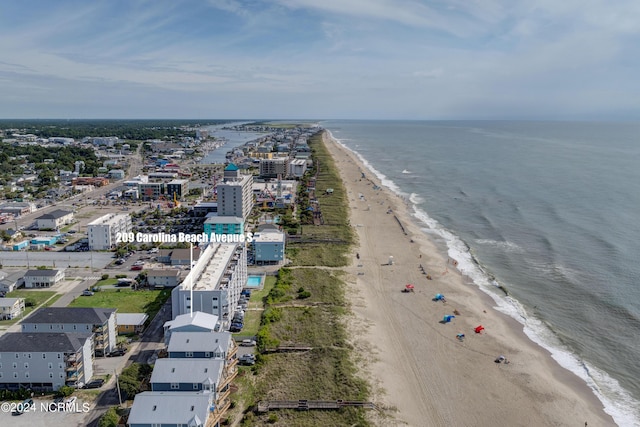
101, 274, 109, 280
268, 414, 278, 423
297, 291, 311, 299
56, 385, 74, 397
98, 407, 119, 427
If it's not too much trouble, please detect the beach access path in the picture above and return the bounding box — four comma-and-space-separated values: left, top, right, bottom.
323, 132, 615, 427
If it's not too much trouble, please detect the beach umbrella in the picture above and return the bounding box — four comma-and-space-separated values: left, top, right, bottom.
435, 293, 444, 300
474, 325, 485, 334
406, 284, 415, 290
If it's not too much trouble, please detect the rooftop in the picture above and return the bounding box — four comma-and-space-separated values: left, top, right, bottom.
128, 391, 211, 425
0, 332, 92, 352
167, 331, 232, 354
0, 297, 23, 307
116, 313, 148, 326
23, 307, 116, 325
36, 209, 73, 220
177, 244, 238, 292
150, 358, 224, 385
164, 311, 219, 332
24, 269, 60, 277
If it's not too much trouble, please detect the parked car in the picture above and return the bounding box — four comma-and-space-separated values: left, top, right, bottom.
115, 258, 125, 265
12, 398, 33, 416
82, 290, 94, 296
107, 348, 127, 357
84, 379, 105, 389
240, 339, 256, 347
238, 354, 255, 366
131, 264, 143, 271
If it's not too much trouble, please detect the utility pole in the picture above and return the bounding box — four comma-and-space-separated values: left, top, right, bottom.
115, 369, 123, 406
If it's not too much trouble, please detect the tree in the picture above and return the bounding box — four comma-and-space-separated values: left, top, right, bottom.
98, 407, 120, 427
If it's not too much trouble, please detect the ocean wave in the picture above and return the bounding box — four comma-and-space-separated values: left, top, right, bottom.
328, 128, 639, 425
412, 206, 640, 427
402, 169, 411, 174
329, 131, 408, 197
409, 193, 424, 205
475, 239, 524, 253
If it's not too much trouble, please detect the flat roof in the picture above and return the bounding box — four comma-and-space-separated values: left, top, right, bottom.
253, 230, 285, 243
204, 216, 244, 224
178, 243, 238, 292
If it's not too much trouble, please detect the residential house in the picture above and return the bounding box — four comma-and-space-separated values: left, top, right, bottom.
150, 358, 234, 424
0, 332, 93, 391
203, 216, 244, 238
0, 271, 24, 293
21, 307, 117, 356
252, 229, 285, 265
0, 297, 25, 320
167, 331, 237, 366
163, 311, 219, 346
34, 209, 74, 230
147, 269, 182, 288
116, 313, 148, 335
23, 269, 64, 288
127, 391, 215, 427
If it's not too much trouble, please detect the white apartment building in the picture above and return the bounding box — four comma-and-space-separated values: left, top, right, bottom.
87, 213, 132, 250
217, 163, 253, 220
171, 243, 247, 326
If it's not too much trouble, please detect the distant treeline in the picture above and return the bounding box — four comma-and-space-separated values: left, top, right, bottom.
0, 143, 101, 179
0, 119, 234, 140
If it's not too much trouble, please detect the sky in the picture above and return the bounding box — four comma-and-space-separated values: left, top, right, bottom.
0, 0, 639, 120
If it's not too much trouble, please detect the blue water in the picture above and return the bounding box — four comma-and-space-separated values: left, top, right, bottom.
246, 275, 263, 287
200, 123, 269, 164
322, 120, 640, 426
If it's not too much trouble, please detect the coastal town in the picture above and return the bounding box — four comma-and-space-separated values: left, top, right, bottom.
0, 121, 370, 426
0, 120, 617, 427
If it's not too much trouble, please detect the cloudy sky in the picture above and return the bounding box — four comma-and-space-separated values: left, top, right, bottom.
1, 0, 638, 120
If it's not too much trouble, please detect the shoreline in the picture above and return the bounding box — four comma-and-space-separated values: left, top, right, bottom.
322, 130, 615, 426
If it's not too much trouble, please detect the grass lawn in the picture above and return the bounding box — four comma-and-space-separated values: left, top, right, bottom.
233, 276, 276, 339
68, 289, 170, 317
1, 290, 61, 325
93, 278, 119, 287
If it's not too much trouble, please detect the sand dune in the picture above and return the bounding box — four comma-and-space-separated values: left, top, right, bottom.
324, 132, 614, 427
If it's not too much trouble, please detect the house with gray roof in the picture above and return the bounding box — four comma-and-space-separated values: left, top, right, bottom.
35, 209, 74, 230
116, 313, 148, 335
127, 391, 216, 427
167, 331, 237, 366
0, 332, 93, 391
0, 297, 25, 320
149, 358, 234, 423
163, 311, 219, 346
23, 269, 64, 288
22, 307, 117, 356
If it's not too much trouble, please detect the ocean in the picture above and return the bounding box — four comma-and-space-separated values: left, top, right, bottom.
322, 120, 640, 426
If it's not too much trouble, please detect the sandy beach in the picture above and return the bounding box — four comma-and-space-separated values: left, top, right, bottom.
323, 131, 615, 426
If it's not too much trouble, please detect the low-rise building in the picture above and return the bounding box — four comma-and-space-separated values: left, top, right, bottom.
163, 311, 219, 346
23, 269, 64, 288
147, 269, 182, 288
139, 182, 164, 201
252, 229, 286, 264
0, 332, 93, 391
34, 209, 74, 230
127, 391, 218, 427
0, 297, 25, 320
288, 158, 308, 178
21, 307, 117, 356
167, 331, 237, 366
166, 179, 189, 201
116, 313, 148, 335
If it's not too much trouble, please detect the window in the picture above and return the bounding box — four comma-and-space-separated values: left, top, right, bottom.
50, 373, 53, 378
193, 383, 199, 389
24, 363, 29, 369
57, 354, 61, 359
204, 352, 210, 358
12, 363, 17, 369
42, 353, 46, 359
14, 373, 18, 378
48, 363, 53, 369
171, 383, 179, 390
25, 372, 29, 378
186, 352, 193, 358
14, 353, 18, 359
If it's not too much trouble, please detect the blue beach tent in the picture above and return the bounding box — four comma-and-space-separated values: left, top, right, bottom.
443, 315, 455, 323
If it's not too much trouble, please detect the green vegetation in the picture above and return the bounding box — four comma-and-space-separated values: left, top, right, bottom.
117, 363, 153, 400
98, 407, 120, 427
68, 289, 170, 318
0, 290, 60, 325
287, 131, 354, 267
93, 278, 119, 287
